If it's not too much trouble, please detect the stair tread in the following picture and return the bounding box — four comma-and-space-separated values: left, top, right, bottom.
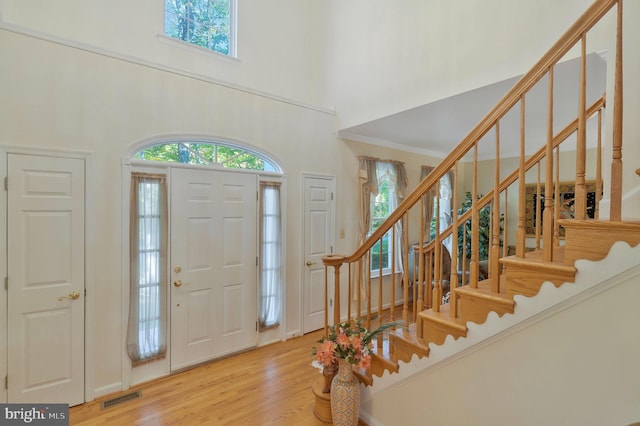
454, 278, 515, 306
369, 338, 398, 369
500, 247, 577, 273
418, 303, 468, 332
558, 218, 640, 229
389, 323, 431, 353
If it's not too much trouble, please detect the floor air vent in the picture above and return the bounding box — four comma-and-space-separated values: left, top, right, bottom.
101, 390, 142, 409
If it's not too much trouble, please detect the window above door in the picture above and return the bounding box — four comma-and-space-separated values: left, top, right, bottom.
133, 140, 280, 173
164, 0, 237, 57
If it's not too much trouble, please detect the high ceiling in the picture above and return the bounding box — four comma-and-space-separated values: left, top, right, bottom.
338, 53, 607, 161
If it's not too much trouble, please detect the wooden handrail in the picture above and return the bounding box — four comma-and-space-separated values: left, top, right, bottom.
339, 0, 619, 265
320, 0, 623, 367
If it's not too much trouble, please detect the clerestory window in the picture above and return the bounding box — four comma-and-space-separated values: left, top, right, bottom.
164, 0, 236, 56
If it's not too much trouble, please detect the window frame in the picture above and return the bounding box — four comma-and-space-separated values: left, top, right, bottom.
258, 180, 283, 330
369, 164, 396, 278
163, 0, 238, 57
133, 139, 282, 174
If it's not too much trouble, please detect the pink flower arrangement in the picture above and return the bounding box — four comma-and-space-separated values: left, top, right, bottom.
314, 319, 400, 370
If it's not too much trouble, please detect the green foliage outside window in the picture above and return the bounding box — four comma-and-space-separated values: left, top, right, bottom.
165, 0, 232, 55
370, 179, 391, 271
133, 142, 277, 172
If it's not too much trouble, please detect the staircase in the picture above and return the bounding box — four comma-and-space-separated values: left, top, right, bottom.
315, 0, 639, 422
387, 220, 640, 371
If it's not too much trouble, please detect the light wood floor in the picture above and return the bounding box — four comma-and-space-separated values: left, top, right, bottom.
70, 330, 334, 426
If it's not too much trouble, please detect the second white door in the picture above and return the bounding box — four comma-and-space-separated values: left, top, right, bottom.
7, 153, 85, 405
170, 168, 257, 370
302, 175, 335, 334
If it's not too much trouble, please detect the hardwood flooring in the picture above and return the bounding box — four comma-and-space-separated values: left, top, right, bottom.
70, 330, 333, 426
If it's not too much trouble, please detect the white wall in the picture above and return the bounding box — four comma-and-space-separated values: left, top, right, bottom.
318, 0, 612, 130
0, 25, 343, 393
0, 0, 321, 107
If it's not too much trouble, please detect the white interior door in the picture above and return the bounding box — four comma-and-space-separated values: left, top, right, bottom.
302, 175, 335, 334
170, 168, 257, 370
7, 153, 85, 405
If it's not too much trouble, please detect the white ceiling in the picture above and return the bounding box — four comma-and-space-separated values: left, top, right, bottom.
338, 53, 607, 161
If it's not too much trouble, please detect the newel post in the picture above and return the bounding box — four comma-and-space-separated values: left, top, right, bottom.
322, 255, 346, 333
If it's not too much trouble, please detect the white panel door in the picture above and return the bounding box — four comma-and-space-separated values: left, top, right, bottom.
7, 153, 85, 405
170, 168, 257, 370
303, 175, 335, 334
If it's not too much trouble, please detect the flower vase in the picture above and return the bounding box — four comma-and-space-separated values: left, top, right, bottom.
330, 358, 360, 426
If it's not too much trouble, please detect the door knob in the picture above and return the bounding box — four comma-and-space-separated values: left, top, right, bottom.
173, 280, 183, 287
58, 291, 80, 301
305, 261, 316, 266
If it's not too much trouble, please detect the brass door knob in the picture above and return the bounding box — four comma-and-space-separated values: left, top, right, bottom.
305, 261, 316, 266
58, 291, 80, 301
173, 280, 183, 287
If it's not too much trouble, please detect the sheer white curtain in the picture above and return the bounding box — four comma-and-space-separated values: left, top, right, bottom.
356, 157, 407, 299
376, 161, 407, 275
127, 173, 168, 366
357, 157, 378, 298
421, 166, 437, 238
439, 171, 454, 254
393, 162, 408, 274
259, 182, 282, 330
421, 166, 453, 251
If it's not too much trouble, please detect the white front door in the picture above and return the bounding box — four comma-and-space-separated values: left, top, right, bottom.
7, 153, 85, 405
302, 175, 335, 334
170, 168, 257, 370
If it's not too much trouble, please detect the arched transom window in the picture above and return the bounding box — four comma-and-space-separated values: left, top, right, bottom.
133, 141, 281, 173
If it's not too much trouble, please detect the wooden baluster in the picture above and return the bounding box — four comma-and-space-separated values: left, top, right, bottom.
425, 248, 433, 308
470, 143, 479, 288
333, 261, 340, 329
450, 161, 459, 317
378, 236, 382, 322
462, 224, 468, 284
347, 262, 352, 322
367, 247, 372, 328
402, 214, 409, 322
543, 65, 555, 262
356, 259, 361, 321
517, 96, 526, 257
433, 184, 441, 312
554, 146, 561, 247
503, 190, 508, 259
416, 194, 425, 316
390, 220, 397, 321
322, 255, 345, 330
610, 0, 623, 221
324, 264, 328, 337
595, 109, 603, 219
412, 245, 422, 321
574, 33, 588, 219
535, 163, 542, 250
490, 121, 501, 292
